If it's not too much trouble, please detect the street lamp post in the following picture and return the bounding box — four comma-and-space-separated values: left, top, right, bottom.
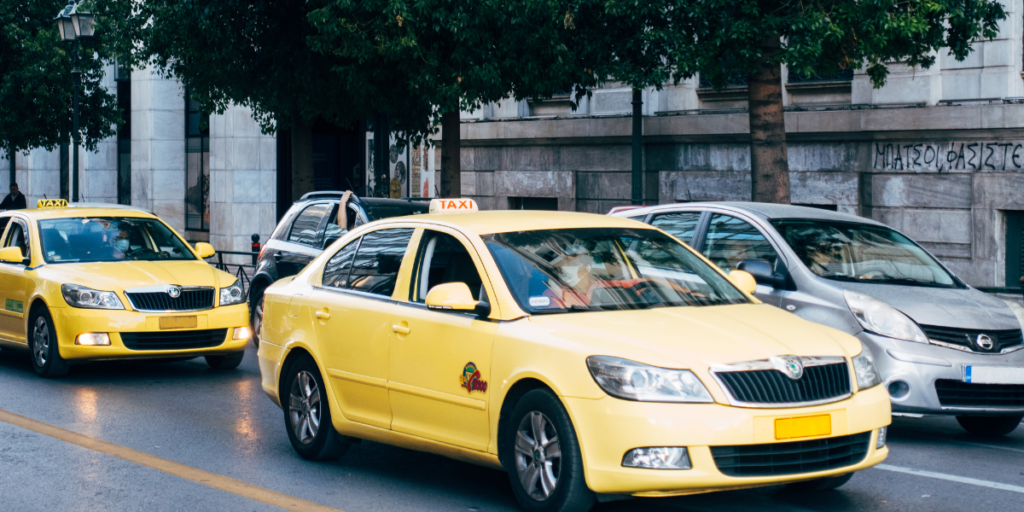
55, 0, 95, 203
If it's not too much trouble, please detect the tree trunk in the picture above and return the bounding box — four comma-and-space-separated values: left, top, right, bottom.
290, 114, 314, 202
439, 110, 461, 198
747, 36, 791, 204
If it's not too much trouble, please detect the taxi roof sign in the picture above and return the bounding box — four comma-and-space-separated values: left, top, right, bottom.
429, 198, 478, 214
37, 198, 68, 209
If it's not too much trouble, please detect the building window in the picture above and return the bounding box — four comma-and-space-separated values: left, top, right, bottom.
115, 62, 131, 205
508, 197, 558, 210
788, 64, 854, 84
1006, 212, 1024, 287
698, 70, 748, 89
185, 91, 210, 233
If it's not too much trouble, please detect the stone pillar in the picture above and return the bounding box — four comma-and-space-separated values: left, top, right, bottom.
131, 66, 186, 231
18, 148, 61, 206
80, 63, 118, 204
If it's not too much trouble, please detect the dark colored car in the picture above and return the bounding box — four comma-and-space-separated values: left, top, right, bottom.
248, 191, 429, 344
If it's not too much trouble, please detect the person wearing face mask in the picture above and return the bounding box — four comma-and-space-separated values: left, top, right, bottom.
108, 228, 132, 259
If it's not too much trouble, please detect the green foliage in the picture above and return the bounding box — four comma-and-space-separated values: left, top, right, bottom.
0, 0, 120, 154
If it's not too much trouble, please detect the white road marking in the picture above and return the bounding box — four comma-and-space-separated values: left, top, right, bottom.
875, 464, 1024, 494
953, 440, 1024, 454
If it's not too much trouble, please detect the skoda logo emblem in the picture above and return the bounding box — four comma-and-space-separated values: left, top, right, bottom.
771, 355, 804, 380
167, 285, 182, 299
976, 334, 995, 351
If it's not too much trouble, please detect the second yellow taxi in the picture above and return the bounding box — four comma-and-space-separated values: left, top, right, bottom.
0, 201, 250, 377
258, 198, 890, 512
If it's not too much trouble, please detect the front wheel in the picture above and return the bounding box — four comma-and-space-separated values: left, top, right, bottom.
785, 472, 854, 491
956, 415, 1023, 436
505, 389, 594, 512
249, 289, 265, 348
283, 355, 348, 461
29, 308, 69, 378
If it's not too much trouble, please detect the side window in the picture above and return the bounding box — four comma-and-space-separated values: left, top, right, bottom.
411, 231, 486, 302
287, 203, 330, 246
322, 238, 361, 288
348, 228, 415, 296
3, 221, 28, 258
0, 217, 9, 239
702, 214, 778, 272
628, 215, 646, 222
323, 203, 360, 247
651, 212, 702, 244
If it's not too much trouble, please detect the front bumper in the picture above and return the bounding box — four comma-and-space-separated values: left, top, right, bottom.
567, 385, 890, 496
859, 331, 1024, 415
51, 304, 249, 361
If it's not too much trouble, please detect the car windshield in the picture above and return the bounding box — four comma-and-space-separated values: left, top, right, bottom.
771, 219, 957, 288
483, 228, 749, 314
38, 217, 196, 264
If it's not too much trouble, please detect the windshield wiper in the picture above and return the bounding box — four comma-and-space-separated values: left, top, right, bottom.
871, 277, 951, 288
819, 273, 860, 282
530, 305, 603, 315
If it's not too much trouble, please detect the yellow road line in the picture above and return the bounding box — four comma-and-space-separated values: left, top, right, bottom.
0, 408, 345, 512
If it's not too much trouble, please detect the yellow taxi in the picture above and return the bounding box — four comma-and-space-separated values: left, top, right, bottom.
0, 201, 250, 378
257, 198, 890, 511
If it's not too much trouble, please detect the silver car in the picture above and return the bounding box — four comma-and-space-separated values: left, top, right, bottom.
613, 202, 1024, 436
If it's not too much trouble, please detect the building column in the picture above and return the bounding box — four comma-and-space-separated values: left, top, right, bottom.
131, 65, 186, 231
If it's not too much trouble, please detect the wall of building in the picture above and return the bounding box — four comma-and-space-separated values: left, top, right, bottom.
130, 65, 186, 231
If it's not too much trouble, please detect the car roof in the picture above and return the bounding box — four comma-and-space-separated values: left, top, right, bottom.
5, 205, 156, 221
628, 201, 885, 226
384, 210, 650, 235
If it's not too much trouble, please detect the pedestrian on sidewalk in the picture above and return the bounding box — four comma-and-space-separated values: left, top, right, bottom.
0, 183, 26, 210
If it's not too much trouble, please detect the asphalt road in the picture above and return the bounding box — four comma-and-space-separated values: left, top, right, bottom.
1, 345, 1022, 512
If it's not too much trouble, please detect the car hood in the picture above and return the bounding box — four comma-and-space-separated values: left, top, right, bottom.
40, 260, 232, 292
825, 281, 1019, 331
525, 303, 861, 369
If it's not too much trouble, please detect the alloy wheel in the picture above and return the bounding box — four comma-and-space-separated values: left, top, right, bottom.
514, 411, 562, 501
32, 316, 49, 367
288, 370, 322, 444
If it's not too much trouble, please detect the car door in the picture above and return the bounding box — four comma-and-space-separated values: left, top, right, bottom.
309, 227, 415, 429
388, 227, 498, 452
700, 213, 786, 307
278, 202, 332, 277
0, 217, 33, 343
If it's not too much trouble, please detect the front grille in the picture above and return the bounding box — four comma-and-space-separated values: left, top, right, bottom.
920, 325, 1023, 353
935, 379, 1024, 407
120, 329, 227, 351
711, 432, 871, 477
716, 363, 851, 405
126, 289, 215, 312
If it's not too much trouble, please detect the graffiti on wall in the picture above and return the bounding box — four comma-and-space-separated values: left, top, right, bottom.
873, 142, 1024, 172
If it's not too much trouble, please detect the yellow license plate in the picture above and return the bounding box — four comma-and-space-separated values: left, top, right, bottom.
159, 316, 197, 330
775, 414, 832, 440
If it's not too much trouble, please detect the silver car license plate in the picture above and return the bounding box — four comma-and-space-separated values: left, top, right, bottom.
964, 366, 1024, 384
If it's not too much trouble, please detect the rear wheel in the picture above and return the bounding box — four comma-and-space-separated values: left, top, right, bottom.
956, 415, 1023, 436
205, 352, 245, 369
785, 472, 854, 491
29, 308, 69, 378
249, 288, 265, 347
283, 355, 348, 461
505, 389, 594, 512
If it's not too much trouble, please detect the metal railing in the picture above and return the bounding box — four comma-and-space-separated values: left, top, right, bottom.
203, 234, 261, 296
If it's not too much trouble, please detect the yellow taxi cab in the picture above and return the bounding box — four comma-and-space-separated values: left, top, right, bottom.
257, 198, 890, 511
0, 200, 250, 378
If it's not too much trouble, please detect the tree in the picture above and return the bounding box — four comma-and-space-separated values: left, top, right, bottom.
0, 0, 120, 163
682, 0, 1006, 203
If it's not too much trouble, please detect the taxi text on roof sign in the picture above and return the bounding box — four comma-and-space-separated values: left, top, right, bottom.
37, 198, 69, 208
428, 198, 478, 214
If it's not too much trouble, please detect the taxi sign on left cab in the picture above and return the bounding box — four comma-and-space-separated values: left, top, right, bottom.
428, 198, 478, 214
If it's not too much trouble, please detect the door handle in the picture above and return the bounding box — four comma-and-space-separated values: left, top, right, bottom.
315, 310, 331, 320
391, 324, 411, 335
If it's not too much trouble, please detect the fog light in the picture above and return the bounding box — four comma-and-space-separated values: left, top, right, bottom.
622, 447, 691, 469
887, 380, 910, 400
233, 326, 250, 340
76, 333, 111, 346
876, 427, 888, 449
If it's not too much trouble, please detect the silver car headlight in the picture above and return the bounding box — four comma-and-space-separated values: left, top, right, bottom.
586, 356, 713, 403
852, 350, 882, 390
61, 284, 124, 310
1003, 300, 1024, 330
844, 290, 927, 343
219, 280, 245, 306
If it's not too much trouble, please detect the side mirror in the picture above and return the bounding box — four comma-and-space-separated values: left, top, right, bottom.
194, 242, 216, 259
728, 270, 758, 295
425, 282, 490, 318
0, 247, 26, 265
738, 259, 787, 289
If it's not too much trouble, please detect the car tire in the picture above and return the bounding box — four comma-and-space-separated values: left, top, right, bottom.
205, 351, 245, 370
956, 415, 1023, 436
249, 286, 266, 347
283, 355, 349, 461
505, 389, 594, 512
29, 307, 70, 378
785, 472, 854, 491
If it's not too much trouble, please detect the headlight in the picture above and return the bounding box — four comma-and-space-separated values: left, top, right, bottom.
61, 284, 124, 310
586, 356, 713, 403
1003, 300, 1024, 329
219, 281, 245, 306
844, 290, 927, 343
852, 350, 882, 390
